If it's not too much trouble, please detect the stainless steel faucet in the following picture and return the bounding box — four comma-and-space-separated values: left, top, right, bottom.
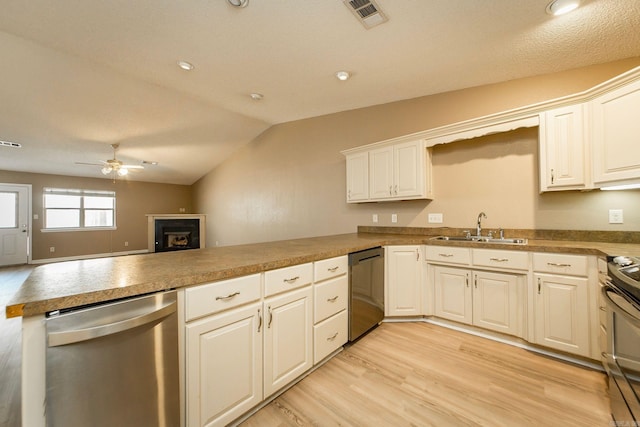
476, 212, 487, 237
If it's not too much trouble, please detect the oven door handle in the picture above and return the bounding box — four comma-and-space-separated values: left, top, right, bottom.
602, 286, 640, 331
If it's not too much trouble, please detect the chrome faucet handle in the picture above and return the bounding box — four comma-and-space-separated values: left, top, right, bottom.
487, 230, 494, 239
463, 230, 471, 239
498, 227, 504, 239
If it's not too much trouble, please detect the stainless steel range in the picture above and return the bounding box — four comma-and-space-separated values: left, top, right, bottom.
603, 255, 640, 423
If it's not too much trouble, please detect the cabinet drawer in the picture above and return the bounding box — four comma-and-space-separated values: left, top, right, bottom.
425, 246, 471, 265
314, 275, 348, 323
314, 256, 348, 283
533, 253, 588, 276
472, 249, 529, 271
185, 274, 261, 321
264, 263, 313, 297
314, 310, 348, 364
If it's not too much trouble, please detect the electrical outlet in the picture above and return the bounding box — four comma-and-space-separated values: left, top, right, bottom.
33, 214, 39, 220
372, 214, 378, 223
609, 209, 624, 224
428, 213, 443, 223
391, 214, 398, 223
124, 241, 129, 247
179, 207, 186, 213
49, 247, 55, 253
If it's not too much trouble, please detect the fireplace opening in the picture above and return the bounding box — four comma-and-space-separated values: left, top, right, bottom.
154, 219, 200, 252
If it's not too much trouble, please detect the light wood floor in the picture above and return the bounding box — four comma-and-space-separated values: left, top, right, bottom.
240, 322, 611, 427
0, 264, 33, 427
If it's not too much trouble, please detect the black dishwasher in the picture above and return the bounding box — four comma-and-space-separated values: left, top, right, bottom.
349, 247, 385, 341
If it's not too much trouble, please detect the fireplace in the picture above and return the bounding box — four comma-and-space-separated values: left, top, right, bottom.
147, 214, 206, 252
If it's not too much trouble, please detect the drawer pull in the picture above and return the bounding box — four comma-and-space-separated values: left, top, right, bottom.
327, 266, 339, 272
215, 291, 240, 301
327, 332, 339, 341
490, 258, 509, 262
257, 308, 262, 332
283, 276, 300, 284
599, 306, 607, 312
547, 262, 571, 267
438, 253, 454, 257
327, 296, 339, 303
267, 306, 273, 329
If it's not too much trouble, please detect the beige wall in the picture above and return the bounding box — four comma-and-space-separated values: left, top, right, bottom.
0, 170, 192, 261
193, 58, 640, 247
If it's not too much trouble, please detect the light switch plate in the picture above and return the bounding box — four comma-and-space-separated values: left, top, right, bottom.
609, 209, 624, 224
372, 214, 378, 223
391, 214, 398, 223
428, 213, 443, 223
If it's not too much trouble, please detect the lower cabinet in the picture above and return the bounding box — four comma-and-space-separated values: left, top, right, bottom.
385, 245, 423, 316
263, 286, 313, 398
533, 273, 590, 357
185, 302, 263, 427
433, 266, 523, 337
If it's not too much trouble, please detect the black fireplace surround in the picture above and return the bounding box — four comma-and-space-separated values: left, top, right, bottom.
154, 219, 200, 252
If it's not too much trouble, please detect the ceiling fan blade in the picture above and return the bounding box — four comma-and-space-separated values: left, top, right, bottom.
75, 161, 104, 166
121, 165, 144, 169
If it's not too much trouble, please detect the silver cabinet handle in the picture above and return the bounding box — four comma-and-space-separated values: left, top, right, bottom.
215, 291, 240, 301
466, 274, 469, 288
327, 266, 339, 272
416, 249, 420, 261
474, 274, 477, 289
48, 300, 176, 347
438, 253, 454, 258
547, 262, 572, 267
551, 168, 555, 184
347, 190, 351, 200
327, 296, 339, 303
394, 185, 398, 195
283, 276, 300, 284
490, 258, 509, 262
327, 332, 339, 341
257, 308, 262, 332
389, 186, 393, 196
538, 277, 541, 295
599, 306, 607, 312
267, 306, 273, 329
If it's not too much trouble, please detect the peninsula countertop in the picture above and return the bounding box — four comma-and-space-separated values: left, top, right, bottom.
6, 231, 640, 318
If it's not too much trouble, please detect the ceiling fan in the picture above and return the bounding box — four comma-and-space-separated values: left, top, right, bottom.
76, 143, 144, 177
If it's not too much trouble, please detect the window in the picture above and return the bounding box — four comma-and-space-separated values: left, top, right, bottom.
0, 191, 18, 228
44, 188, 116, 230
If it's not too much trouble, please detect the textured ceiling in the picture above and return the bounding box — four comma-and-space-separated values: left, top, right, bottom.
0, 0, 639, 184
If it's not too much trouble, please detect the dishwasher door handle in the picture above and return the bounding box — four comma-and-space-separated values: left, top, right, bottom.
48, 300, 177, 347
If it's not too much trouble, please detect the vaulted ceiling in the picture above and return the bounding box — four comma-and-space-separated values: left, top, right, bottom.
1, 0, 639, 184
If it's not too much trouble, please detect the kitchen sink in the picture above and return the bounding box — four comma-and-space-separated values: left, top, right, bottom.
431, 236, 528, 245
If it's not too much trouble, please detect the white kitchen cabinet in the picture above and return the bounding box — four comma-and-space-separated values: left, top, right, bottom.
385, 245, 423, 316
185, 301, 263, 427
533, 273, 590, 357
591, 78, 640, 186
433, 265, 472, 324
263, 285, 313, 398
345, 151, 369, 202
539, 104, 588, 191
342, 138, 432, 203
472, 270, 522, 336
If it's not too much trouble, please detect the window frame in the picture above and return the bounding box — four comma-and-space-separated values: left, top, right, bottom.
42, 188, 117, 232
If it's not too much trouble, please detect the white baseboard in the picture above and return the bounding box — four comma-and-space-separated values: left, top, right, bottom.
31, 249, 149, 264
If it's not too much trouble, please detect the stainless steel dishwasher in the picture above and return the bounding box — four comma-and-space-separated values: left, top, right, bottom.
349, 247, 384, 341
45, 290, 180, 427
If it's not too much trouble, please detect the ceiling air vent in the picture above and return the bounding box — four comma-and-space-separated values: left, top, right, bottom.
0, 140, 22, 148
343, 0, 388, 29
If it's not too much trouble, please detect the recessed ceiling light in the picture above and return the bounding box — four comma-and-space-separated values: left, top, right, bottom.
177, 60, 194, 71
546, 0, 580, 16
250, 93, 264, 101
227, 0, 249, 7
335, 71, 351, 81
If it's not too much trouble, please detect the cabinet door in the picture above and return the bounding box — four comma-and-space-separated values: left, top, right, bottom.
473, 271, 521, 336
185, 302, 263, 427
433, 266, 472, 325
539, 105, 587, 191
369, 146, 393, 199
263, 286, 313, 398
591, 78, 640, 185
385, 246, 422, 316
394, 140, 425, 198
346, 152, 369, 202
534, 273, 590, 357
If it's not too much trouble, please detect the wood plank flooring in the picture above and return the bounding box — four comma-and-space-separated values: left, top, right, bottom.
240, 322, 611, 427
0, 264, 33, 427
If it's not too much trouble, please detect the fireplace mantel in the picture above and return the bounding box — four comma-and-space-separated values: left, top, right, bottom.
146, 214, 206, 252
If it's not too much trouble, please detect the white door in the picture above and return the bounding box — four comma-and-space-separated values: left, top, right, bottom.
473, 271, 520, 336
433, 266, 472, 325
0, 184, 30, 266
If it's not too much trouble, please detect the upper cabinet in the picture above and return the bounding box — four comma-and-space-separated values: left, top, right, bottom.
539, 104, 588, 191
343, 138, 432, 203
590, 78, 640, 187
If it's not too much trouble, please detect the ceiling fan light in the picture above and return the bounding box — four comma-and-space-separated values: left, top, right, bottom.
546, 0, 580, 16
101, 167, 112, 175
117, 168, 129, 176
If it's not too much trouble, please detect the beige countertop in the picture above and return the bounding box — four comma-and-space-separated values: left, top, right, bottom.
6, 231, 640, 318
